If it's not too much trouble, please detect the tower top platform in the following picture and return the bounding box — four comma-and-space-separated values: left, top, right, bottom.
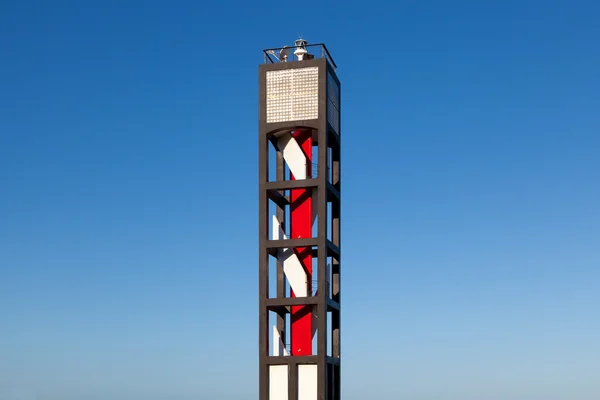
262, 40, 337, 69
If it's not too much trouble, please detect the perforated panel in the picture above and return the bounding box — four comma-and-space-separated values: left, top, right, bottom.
266, 67, 319, 123
327, 72, 340, 134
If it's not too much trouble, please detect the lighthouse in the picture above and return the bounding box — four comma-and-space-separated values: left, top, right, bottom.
258, 39, 342, 400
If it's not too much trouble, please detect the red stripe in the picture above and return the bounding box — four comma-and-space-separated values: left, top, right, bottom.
290, 130, 312, 356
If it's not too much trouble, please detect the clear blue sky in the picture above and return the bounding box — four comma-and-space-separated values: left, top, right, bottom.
1, 1, 599, 399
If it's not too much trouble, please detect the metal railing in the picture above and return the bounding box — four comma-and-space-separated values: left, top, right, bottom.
263, 43, 337, 69
311, 277, 331, 297
311, 162, 330, 179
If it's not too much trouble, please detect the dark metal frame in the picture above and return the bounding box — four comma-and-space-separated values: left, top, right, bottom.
258, 56, 341, 400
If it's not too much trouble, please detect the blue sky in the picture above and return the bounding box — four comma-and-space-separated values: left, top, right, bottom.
1, 0, 599, 399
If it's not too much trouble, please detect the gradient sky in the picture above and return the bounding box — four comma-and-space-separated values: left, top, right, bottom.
1, 1, 599, 399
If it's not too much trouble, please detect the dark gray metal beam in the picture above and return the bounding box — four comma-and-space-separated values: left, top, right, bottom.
265, 179, 319, 191
267, 238, 319, 249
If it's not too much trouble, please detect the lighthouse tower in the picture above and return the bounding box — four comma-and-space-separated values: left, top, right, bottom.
258, 39, 342, 400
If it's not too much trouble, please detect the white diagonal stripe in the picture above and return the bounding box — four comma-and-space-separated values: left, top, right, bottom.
273, 325, 289, 356
277, 133, 307, 180
272, 216, 308, 297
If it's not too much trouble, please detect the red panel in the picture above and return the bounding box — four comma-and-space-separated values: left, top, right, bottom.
290, 130, 313, 356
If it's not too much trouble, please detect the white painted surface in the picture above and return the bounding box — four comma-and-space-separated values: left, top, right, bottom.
272, 216, 308, 297
326, 262, 331, 298
273, 325, 289, 356
311, 188, 318, 226
312, 309, 318, 338
310, 263, 331, 338
279, 248, 308, 297
269, 365, 289, 400
272, 215, 287, 243
277, 134, 307, 180
298, 364, 318, 400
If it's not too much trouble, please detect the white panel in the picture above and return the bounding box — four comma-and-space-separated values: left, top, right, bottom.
266, 67, 319, 123
298, 364, 318, 400
269, 365, 289, 400
310, 256, 330, 338
326, 262, 331, 298
272, 216, 308, 297
273, 325, 289, 356
311, 188, 318, 226
277, 133, 307, 180
272, 215, 285, 242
